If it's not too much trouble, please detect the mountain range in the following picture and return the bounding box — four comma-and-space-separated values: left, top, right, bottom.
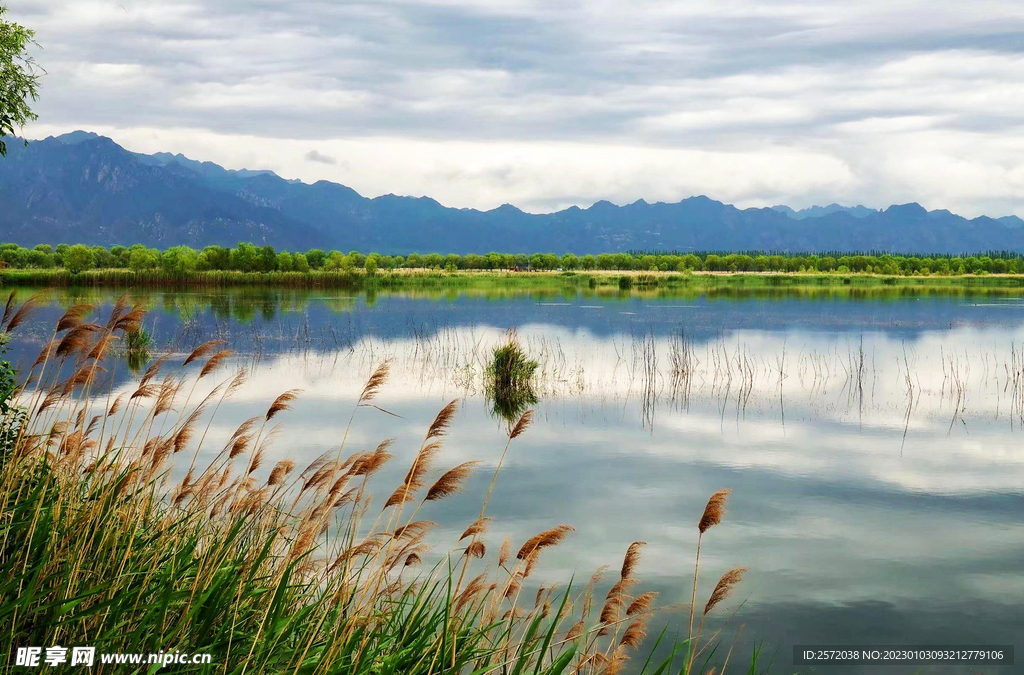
0, 131, 1021, 254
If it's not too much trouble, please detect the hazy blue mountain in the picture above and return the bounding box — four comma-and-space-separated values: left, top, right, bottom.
0, 134, 320, 248
1, 132, 1022, 254
772, 203, 878, 220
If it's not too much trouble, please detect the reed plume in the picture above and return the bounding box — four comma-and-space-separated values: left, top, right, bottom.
621, 541, 645, 579
199, 350, 234, 379
703, 568, 747, 616
516, 524, 574, 573
426, 461, 479, 501
509, 409, 533, 439
183, 339, 226, 366
426, 398, 458, 439
620, 614, 649, 648
698, 489, 730, 533
266, 389, 301, 421
358, 361, 390, 403
459, 516, 491, 541
139, 356, 168, 387
56, 303, 93, 332
56, 324, 100, 358
465, 540, 486, 558
268, 460, 296, 486
688, 488, 736, 675
1, 290, 16, 326
626, 591, 658, 616
5, 295, 39, 333
498, 535, 512, 568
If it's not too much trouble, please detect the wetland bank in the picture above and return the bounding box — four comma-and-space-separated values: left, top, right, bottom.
3, 283, 1023, 673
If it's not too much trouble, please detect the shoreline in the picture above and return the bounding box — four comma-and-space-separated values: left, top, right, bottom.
3, 268, 1024, 294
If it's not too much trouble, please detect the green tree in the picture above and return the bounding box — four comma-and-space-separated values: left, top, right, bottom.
128, 245, 159, 271
0, 8, 41, 157
258, 245, 278, 272
202, 245, 230, 270
109, 245, 129, 267
231, 243, 259, 271
160, 246, 198, 273
91, 245, 112, 268
64, 244, 94, 274
292, 252, 310, 273
277, 251, 294, 272
26, 248, 52, 268
305, 249, 326, 270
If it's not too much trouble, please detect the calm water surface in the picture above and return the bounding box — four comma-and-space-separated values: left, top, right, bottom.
13, 287, 1024, 674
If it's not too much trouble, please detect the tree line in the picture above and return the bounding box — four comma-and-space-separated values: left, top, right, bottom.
4, 242, 1024, 276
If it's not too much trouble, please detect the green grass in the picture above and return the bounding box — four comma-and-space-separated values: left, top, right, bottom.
8, 265, 1024, 294
0, 295, 761, 674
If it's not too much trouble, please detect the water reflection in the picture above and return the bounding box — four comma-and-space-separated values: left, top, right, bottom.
10, 288, 1024, 673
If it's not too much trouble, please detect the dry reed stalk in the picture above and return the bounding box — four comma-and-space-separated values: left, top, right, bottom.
139, 356, 168, 387
564, 619, 585, 642
55, 324, 100, 359
516, 524, 575, 563
509, 409, 533, 439
267, 460, 296, 486
112, 303, 146, 333
228, 434, 253, 460
626, 591, 658, 616
454, 573, 488, 614
620, 614, 649, 648
426, 461, 479, 501
1, 290, 16, 326
199, 350, 234, 379
266, 389, 301, 421
56, 304, 93, 332
349, 440, 394, 477
31, 340, 57, 369
687, 489, 734, 675
107, 394, 125, 417
464, 541, 485, 558
392, 520, 435, 540
425, 398, 458, 439
703, 568, 747, 616
5, 295, 39, 333
183, 339, 227, 366
698, 489, 730, 533
459, 517, 491, 541
621, 541, 645, 579
498, 536, 512, 568
358, 361, 390, 403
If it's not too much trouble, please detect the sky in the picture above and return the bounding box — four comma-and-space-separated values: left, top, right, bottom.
8, 0, 1024, 216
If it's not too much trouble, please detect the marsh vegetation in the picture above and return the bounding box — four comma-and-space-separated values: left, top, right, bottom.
0, 295, 762, 674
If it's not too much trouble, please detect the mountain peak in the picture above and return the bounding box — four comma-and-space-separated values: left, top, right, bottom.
53, 130, 101, 145
3, 131, 1023, 254
885, 202, 929, 217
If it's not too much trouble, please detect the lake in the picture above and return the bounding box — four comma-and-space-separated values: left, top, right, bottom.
11, 286, 1024, 674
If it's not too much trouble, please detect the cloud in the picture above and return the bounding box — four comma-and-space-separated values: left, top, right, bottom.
304, 149, 337, 165
9, 0, 1024, 216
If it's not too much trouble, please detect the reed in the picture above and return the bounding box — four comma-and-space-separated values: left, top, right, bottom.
0, 295, 754, 674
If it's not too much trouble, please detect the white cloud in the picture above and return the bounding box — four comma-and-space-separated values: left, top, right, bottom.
9, 0, 1024, 215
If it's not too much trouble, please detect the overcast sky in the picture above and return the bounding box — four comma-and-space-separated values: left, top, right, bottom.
9, 0, 1024, 216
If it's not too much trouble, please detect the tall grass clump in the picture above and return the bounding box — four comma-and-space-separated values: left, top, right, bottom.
0, 294, 754, 674
485, 331, 539, 423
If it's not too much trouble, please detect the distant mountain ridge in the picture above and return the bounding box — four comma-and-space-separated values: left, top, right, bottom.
0, 131, 1021, 254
